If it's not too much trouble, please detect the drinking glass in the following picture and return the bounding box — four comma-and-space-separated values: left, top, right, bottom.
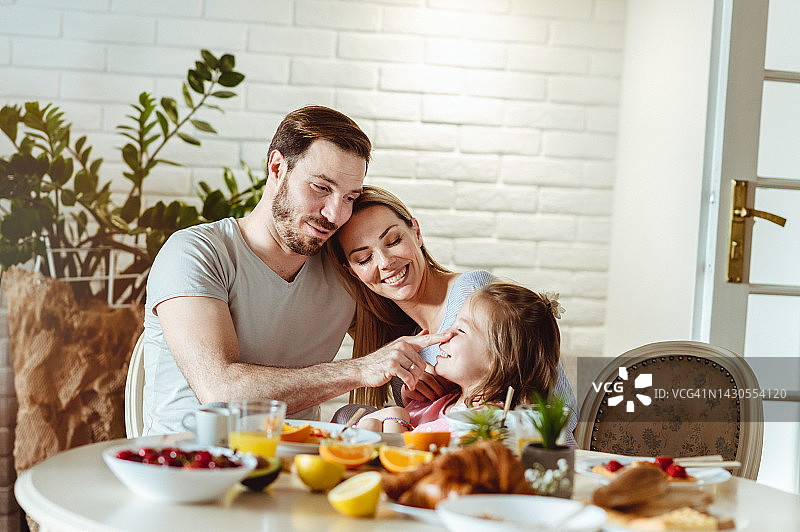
227, 399, 286, 457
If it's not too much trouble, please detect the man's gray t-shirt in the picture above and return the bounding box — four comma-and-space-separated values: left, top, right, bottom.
142, 217, 355, 435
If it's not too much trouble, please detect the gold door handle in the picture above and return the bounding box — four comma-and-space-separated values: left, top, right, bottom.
727, 180, 788, 283
733, 207, 787, 227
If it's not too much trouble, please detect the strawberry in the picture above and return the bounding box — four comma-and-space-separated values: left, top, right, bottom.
606, 460, 624, 473
654, 456, 673, 470
665, 464, 687, 478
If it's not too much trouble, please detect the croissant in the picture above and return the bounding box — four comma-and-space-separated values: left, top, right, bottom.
385, 441, 533, 509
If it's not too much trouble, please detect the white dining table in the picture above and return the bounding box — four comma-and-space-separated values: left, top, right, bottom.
15, 434, 800, 532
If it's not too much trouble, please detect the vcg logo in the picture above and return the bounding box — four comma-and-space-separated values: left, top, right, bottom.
591, 367, 653, 412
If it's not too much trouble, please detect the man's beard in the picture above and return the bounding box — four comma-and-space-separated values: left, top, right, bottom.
271, 180, 337, 256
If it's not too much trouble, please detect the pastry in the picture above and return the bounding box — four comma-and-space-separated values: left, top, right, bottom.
384, 441, 533, 509
592, 464, 668, 508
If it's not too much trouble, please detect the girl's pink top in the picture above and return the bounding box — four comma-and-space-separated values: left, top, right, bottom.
406, 393, 460, 433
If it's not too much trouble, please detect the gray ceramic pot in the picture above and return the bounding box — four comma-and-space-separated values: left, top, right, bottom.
521, 443, 575, 498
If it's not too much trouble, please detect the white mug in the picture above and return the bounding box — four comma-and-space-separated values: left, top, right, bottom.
182, 406, 229, 446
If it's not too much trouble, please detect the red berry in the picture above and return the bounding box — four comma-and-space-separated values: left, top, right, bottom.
606, 460, 624, 472
654, 456, 673, 470
665, 464, 687, 478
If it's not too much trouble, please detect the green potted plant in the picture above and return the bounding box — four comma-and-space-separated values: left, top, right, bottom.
0, 49, 259, 305
520, 391, 574, 498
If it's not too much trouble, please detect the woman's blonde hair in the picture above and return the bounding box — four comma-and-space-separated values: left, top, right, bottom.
324, 185, 451, 407
463, 282, 561, 408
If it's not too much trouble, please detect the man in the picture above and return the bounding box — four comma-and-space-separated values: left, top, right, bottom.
143, 106, 447, 435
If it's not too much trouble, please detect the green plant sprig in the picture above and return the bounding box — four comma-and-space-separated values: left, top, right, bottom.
527, 391, 570, 450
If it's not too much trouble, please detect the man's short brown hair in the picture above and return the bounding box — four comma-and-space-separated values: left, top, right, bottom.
267, 106, 371, 173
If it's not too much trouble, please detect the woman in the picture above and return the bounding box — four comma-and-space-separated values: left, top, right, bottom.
325, 186, 578, 444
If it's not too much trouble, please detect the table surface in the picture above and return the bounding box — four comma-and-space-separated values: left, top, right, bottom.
15, 434, 800, 532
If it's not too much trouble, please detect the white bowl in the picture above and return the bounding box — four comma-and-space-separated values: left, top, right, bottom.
102, 444, 256, 503
436, 494, 606, 532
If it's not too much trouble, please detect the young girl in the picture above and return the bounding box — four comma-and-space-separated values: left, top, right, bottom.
356, 282, 562, 434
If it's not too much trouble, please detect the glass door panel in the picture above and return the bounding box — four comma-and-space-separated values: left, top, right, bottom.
757, 81, 800, 179
744, 294, 800, 494
749, 187, 800, 286
765, 0, 800, 71
744, 294, 800, 357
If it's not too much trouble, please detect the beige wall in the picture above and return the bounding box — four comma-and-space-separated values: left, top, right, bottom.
604, 0, 715, 357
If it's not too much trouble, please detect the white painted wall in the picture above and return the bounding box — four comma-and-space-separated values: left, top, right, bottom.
603, 0, 715, 357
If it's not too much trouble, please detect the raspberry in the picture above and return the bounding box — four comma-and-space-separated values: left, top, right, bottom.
606, 460, 624, 473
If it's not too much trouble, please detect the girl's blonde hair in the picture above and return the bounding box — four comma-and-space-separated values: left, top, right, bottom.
463, 282, 561, 409
323, 185, 451, 407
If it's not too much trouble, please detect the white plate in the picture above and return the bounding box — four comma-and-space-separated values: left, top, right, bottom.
276, 420, 380, 457
436, 494, 606, 532
385, 500, 441, 524
575, 457, 731, 486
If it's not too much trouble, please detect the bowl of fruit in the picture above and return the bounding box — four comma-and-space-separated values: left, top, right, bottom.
102, 444, 257, 503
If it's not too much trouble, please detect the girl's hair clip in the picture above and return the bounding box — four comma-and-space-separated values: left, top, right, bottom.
542, 292, 565, 319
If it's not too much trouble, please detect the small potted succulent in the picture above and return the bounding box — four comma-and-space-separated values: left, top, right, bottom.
520, 391, 574, 498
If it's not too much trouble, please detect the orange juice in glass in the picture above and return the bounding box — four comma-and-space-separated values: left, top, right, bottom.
228, 399, 286, 458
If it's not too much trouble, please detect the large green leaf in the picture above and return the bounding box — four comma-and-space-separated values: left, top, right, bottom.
74, 169, 96, 196
190, 119, 216, 134
182, 83, 194, 108
177, 132, 200, 146
156, 111, 169, 137
218, 71, 244, 87
0, 105, 22, 143
60, 188, 76, 206
194, 61, 212, 82
177, 204, 200, 229
160, 98, 179, 124
122, 143, 139, 171
120, 196, 141, 223
48, 156, 72, 186
187, 70, 204, 93
218, 54, 235, 72
200, 49, 218, 70
202, 190, 228, 221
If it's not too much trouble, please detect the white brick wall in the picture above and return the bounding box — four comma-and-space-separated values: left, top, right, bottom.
0, 1, 626, 523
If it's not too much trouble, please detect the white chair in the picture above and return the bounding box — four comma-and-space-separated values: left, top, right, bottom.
124, 332, 146, 438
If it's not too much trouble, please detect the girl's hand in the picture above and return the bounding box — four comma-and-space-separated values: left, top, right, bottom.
401, 363, 457, 403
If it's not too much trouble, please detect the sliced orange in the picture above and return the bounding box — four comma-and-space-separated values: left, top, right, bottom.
402, 431, 451, 451
319, 442, 375, 469
378, 446, 433, 473
280, 423, 313, 443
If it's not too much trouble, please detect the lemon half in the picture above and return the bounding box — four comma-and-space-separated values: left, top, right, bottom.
327, 471, 383, 517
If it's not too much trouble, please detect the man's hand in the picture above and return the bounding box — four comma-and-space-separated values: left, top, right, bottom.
401, 363, 457, 403
358, 330, 453, 390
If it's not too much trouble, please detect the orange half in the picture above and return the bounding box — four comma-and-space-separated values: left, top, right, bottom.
402, 431, 450, 451
280, 423, 313, 443
378, 446, 433, 474
319, 442, 375, 469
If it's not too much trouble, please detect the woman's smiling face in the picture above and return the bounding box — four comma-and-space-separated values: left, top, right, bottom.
336, 205, 426, 302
